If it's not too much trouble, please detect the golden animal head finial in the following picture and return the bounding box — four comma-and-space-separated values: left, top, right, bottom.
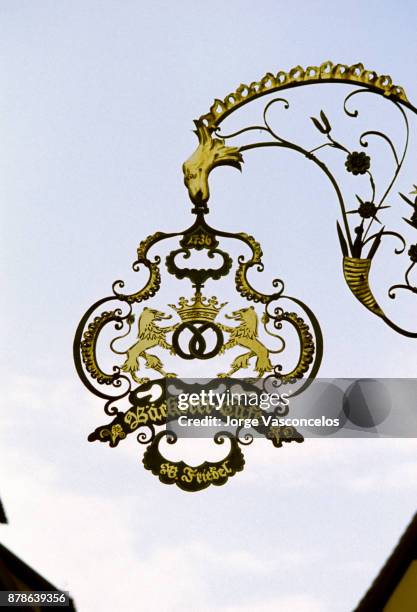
182, 120, 243, 208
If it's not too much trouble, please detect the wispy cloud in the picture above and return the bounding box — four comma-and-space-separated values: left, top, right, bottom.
1, 375, 416, 612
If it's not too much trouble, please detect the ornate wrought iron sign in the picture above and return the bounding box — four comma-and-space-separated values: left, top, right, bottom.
74, 61, 417, 491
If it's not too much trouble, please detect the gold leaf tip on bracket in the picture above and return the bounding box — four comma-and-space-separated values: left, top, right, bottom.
199, 61, 408, 129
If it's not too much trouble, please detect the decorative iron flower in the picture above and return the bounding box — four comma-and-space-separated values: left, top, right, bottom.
408, 244, 417, 263
347, 196, 388, 223
358, 201, 377, 219
345, 151, 370, 175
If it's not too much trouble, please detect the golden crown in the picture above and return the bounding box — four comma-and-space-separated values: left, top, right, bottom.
169, 293, 226, 323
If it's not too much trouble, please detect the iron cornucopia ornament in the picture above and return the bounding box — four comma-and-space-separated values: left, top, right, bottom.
74, 61, 417, 491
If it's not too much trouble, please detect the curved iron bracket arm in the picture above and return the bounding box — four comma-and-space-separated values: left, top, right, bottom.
183, 60, 417, 338
74, 60, 417, 491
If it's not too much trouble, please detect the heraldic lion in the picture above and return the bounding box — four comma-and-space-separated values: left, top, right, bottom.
218, 306, 273, 377
121, 308, 177, 382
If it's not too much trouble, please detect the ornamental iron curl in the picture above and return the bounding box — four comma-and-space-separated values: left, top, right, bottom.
74, 60, 417, 491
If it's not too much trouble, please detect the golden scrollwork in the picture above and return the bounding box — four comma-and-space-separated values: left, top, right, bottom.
113, 232, 165, 303
136, 231, 164, 262
234, 232, 284, 304
274, 311, 315, 382
199, 61, 408, 129
235, 233, 267, 303
81, 310, 120, 384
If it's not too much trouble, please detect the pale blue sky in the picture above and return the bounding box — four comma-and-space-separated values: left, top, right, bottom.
1, 2, 417, 611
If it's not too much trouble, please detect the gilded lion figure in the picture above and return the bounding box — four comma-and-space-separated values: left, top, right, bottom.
121, 308, 177, 382
218, 306, 273, 377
